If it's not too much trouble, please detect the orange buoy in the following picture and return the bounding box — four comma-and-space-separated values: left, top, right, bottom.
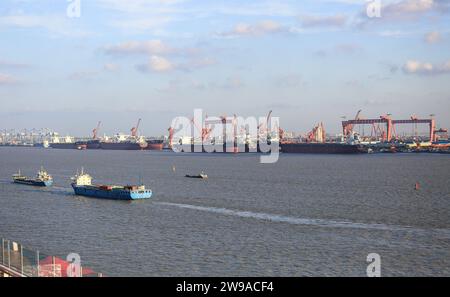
415, 182, 420, 190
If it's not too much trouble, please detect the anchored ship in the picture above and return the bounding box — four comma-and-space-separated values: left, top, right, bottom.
12, 168, 53, 187
71, 169, 152, 200
50, 136, 76, 149
100, 133, 148, 150
145, 139, 164, 151
280, 142, 363, 154
76, 121, 102, 149
100, 140, 147, 150
280, 123, 364, 154
86, 139, 101, 149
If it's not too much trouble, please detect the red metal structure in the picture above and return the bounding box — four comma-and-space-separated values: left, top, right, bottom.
342, 114, 436, 142
306, 122, 326, 143
191, 117, 212, 141
204, 115, 237, 152
257, 110, 273, 137
131, 119, 141, 137
92, 121, 101, 140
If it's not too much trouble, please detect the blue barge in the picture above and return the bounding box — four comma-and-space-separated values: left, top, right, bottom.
71, 169, 152, 200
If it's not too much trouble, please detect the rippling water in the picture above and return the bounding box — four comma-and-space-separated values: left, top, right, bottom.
0, 147, 449, 276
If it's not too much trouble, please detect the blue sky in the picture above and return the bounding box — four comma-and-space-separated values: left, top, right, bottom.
0, 0, 449, 136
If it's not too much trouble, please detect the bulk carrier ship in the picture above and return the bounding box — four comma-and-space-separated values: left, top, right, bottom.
100, 133, 148, 150
100, 119, 148, 150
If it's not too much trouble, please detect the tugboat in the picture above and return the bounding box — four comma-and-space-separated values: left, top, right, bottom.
71, 169, 152, 200
12, 168, 53, 187
185, 171, 208, 179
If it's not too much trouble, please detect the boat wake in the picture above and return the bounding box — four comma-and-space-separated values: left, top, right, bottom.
156, 202, 450, 237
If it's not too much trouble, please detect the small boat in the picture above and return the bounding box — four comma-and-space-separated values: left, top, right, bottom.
185, 172, 208, 179
71, 168, 152, 200
12, 167, 53, 187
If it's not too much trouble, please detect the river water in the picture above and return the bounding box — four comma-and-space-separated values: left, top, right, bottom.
0, 147, 449, 276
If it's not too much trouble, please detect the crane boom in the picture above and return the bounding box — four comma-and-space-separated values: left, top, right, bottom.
131, 119, 142, 137
92, 121, 102, 140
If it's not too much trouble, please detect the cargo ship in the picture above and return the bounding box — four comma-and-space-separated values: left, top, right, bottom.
75, 139, 101, 150
86, 139, 101, 149
100, 141, 147, 150
12, 168, 53, 187
33, 140, 50, 148
71, 169, 152, 200
50, 136, 76, 149
50, 142, 76, 149
145, 139, 164, 151
75, 141, 87, 150
100, 133, 148, 150
280, 142, 363, 154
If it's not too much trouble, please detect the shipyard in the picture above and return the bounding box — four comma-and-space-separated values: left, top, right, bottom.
1, 111, 448, 155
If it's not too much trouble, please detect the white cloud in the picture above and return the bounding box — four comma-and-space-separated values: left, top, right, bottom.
0, 73, 18, 85
298, 14, 347, 28
356, 0, 449, 28
377, 0, 448, 20
137, 55, 174, 72
424, 31, 441, 43
150, 55, 174, 71
104, 40, 173, 56
217, 20, 286, 37
136, 54, 215, 73
106, 39, 213, 74
103, 40, 202, 58
390, 0, 434, 13
403, 60, 450, 75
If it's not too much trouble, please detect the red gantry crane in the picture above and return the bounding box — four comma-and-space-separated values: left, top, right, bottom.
342, 112, 437, 142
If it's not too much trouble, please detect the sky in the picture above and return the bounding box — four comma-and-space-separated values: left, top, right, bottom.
0, 0, 449, 136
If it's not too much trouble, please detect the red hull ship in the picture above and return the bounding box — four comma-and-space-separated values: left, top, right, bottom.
145, 139, 164, 151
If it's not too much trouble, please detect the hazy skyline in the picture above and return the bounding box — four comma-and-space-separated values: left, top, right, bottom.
0, 0, 449, 136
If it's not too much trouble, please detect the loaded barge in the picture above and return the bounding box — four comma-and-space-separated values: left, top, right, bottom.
71, 169, 152, 200
12, 168, 53, 187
